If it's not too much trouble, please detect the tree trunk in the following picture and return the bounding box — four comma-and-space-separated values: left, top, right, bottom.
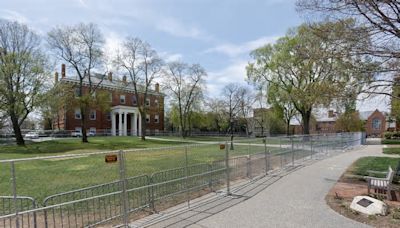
286, 121, 290, 136
141, 114, 146, 141
301, 109, 312, 135
81, 110, 88, 143
10, 113, 24, 146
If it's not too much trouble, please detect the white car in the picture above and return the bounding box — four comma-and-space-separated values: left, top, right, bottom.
71, 130, 82, 137
25, 132, 39, 139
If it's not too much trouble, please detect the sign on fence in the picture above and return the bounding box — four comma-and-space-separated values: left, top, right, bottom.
105, 154, 118, 163
219, 144, 225, 150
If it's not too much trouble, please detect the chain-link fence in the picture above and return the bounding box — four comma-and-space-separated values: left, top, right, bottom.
0, 132, 364, 227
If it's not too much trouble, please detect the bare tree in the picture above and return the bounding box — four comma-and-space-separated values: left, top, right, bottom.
237, 86, 255, 137
205, 98, 228, 133
164, 61, 206, 138
0, 20, 49, 145
48, 23, 105, 143
221, 83, 242, 148
117, 37, 163, 140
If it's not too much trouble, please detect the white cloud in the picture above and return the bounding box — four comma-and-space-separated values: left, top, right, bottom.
0, 9, 28, 24
206, 60, 249, 96
159, 52, 183, 62
205, 36, 279, 57
156, 17, 210, 40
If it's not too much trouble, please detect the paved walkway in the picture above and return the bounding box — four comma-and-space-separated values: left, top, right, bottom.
132, 144, 391, 228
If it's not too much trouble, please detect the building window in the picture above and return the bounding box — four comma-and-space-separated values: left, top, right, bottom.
74, 108, 81, 119
155, 114, 159, 123
132, 95, 137, 105
372, 118, 381, 130
90, 110, 96, 120
91, 91, 96, 98
109, 92, 113, 102
146, 114, 150, 123
154, 99, 159, 107
74, 88, 81, 97
120, 95, 125, 104
145, 98, 150, 106
106, 112, 111, 121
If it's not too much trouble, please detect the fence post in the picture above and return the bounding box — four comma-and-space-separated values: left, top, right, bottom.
246, 155, 251, 179
208, 163, 213, 192
149, 174, 156, 212
10, 161, 20, 228
310, 136, 313, 159
264, 137, 269, 174
184, 146, 190, 208
225, 141, 231, 195
291, 137, 294, 166
118, 150, 129, 227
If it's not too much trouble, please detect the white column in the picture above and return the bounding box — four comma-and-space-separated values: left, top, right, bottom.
111, 112, 116, 136
138, 112, 142, 136
131, 113, 136, 136
118, 112, 122, 136
123, 112, 128, 136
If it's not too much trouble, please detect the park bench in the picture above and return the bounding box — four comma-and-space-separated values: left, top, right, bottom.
365, 166, 395, 200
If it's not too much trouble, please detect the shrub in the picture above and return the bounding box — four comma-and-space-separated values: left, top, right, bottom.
393, 131, 400, 139
384, 132, 393, 139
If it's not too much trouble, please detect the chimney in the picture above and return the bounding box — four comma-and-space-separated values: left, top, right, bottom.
328, 110, 334, 118
61, 64, 66, 78
55, 72, 59, 83
122, 75, 127, 83
108, 72, 112, 81
155, 83, 159, 92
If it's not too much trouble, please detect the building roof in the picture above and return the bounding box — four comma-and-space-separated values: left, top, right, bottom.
359, 111, 374, 121
59, 74, 165, 97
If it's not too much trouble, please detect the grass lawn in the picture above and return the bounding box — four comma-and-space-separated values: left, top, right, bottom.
0, 136, 290, 202
348, 156, 400, 178
0, 136, 187, 160
383, 147, 400, 155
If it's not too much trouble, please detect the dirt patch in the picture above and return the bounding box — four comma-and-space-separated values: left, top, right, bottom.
326, 180, 400, 227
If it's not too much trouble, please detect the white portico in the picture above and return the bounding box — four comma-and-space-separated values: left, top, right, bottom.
111, 105, 141, 136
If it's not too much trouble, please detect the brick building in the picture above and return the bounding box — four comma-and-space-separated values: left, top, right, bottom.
54, 64, 165, 136
360, 109, 387, 137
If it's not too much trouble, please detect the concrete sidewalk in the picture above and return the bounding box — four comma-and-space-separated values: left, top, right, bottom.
132, 145, 387, 228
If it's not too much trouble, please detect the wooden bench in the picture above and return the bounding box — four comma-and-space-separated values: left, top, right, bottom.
365, 166, 395, 200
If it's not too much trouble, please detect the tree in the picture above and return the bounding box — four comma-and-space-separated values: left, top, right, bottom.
117, 37, 163, 140
0, 20, 49, 145
297, 0, 400, 98
48, 23, 105, 143
247, 21, 374, 135
267, 83, 298, 135
335, 111, 363, 132
204, 98, 228, 133
237, 86, 255, 137
221, 83, 242, 148
164, 61, 206, 138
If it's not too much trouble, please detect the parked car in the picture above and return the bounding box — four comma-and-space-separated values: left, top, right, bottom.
71, 130, 82, 137
25, 132, 39, 139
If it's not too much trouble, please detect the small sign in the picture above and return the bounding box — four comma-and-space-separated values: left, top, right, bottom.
357, 198, 373, 208
105, 154, 118, 163
220, 144, 225, 150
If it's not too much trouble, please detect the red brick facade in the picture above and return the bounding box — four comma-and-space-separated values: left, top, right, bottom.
364, 109, 386, 137
55, 75, 164, 135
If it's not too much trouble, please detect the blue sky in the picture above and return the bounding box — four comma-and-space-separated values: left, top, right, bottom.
0, 0, 389, 112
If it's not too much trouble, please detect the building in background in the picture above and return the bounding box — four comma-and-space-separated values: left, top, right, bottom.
54, 64, 165, 136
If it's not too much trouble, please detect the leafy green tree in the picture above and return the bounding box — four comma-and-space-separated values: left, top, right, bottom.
335, 111, 363, 132
247, 21, 374, 135
0, 20, 49, 145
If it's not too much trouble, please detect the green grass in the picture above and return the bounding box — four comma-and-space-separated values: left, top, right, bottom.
382, 139, 400, 144
349, 156, 400, 178
383, 147, 400, 155
0, 137, 187, 160
0, 136, 282, 202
